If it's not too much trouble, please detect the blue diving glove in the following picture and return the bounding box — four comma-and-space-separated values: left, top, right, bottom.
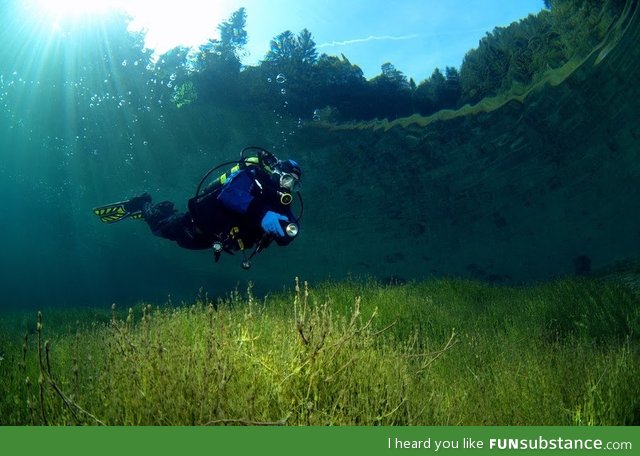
261, 211, 288, 237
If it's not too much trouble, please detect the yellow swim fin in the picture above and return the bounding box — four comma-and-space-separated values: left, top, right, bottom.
93, 193, 150, 224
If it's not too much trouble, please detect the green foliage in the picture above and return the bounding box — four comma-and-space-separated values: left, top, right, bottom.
118, 0, 626, 122
1, 277, 638, 425
23, 0, 631, 124
196, 7, 247, 70
266, 31, 296, 64
218, 7, 248, 57
413, 67, 462, 115
463, 26, 503, 99
545, 0, 624, 57
380, 62, 410, 87
366, 63, 414, 119
172, 81, 197, 108
459, 0, 624, 104
310, 54, 368, 119
252, 28, 321, 116
154, 46, 190, 81
184, 8, 248, 104
265, 29, 318, 69
5, 0, 627, 128
296, 29, 319, 65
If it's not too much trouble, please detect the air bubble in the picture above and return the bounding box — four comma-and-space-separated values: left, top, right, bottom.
276, 73, 287, 84
122, 60, 127, 66
280, 88, 286, 95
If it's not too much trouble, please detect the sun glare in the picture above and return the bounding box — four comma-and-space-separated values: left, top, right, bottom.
31, 0, 123, 18
125, 0, 229, 54
26, 0, 230, 55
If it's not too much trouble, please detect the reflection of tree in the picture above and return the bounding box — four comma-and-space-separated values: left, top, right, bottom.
459, 0, 623, 105
546, 0, 626, 57
367, 63, 413, 119
40, 0, 620, 123
218, 7, 248, 58
196, 7, 247, 71
188, 8, 248, 103
265, 29, 318, 69
313, 54, 368, 119
259, 29, 320, 115
265, 31, 297, 70
413, 68, 461, 116
155, 1, 627, 121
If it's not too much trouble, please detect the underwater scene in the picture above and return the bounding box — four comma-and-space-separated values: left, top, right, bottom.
1, 0, 639, 425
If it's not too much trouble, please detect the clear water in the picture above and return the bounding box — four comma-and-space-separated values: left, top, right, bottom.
1, 0, 638, 311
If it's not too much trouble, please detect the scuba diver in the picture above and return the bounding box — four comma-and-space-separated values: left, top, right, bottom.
93, 147, 302, 269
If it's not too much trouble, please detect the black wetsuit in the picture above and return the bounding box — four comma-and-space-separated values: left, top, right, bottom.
142, 166, 296, 251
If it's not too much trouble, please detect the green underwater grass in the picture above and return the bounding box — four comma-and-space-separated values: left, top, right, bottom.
1, 276, 638, 425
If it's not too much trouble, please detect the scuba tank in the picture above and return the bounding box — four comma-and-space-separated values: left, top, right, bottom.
193, 146, 279, 202
189, 146, 303, 269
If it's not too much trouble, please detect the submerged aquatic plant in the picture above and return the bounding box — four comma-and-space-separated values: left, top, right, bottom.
0, 276, 638, 425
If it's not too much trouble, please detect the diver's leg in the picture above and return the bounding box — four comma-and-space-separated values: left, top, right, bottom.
142, 200, 180, 238
123, 192, 152, 213
142, 201, 210, 249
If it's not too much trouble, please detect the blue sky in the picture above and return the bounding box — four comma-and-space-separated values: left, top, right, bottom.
33, 0, 546, 82
141, 0, 546, 81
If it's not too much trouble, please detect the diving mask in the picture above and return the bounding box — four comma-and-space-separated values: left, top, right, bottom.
275, 171, 301, 192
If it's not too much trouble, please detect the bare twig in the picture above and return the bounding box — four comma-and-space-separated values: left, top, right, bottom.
371, 320, 398, 337
417, 331, 459, 373
36, 312, 48, 425
37, 311, 106, 426
296, 320, 309, 345
47, 377, 105, 425
205, 415, 289, 426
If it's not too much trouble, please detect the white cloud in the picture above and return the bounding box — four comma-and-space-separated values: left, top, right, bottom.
317, 34, 421, 49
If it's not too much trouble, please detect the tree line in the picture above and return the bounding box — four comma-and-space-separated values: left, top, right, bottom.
174, 0, 626, 121
0, 0, 627, 124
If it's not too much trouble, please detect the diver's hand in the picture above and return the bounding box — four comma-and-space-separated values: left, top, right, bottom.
261, 211, 288, 237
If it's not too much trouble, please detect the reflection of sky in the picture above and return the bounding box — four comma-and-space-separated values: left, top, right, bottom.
243, 0, 546, 81
154, 0, 544, 81
31, 0, 545, 82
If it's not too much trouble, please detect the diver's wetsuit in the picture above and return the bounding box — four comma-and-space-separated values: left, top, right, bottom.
141, 166, 296, 251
